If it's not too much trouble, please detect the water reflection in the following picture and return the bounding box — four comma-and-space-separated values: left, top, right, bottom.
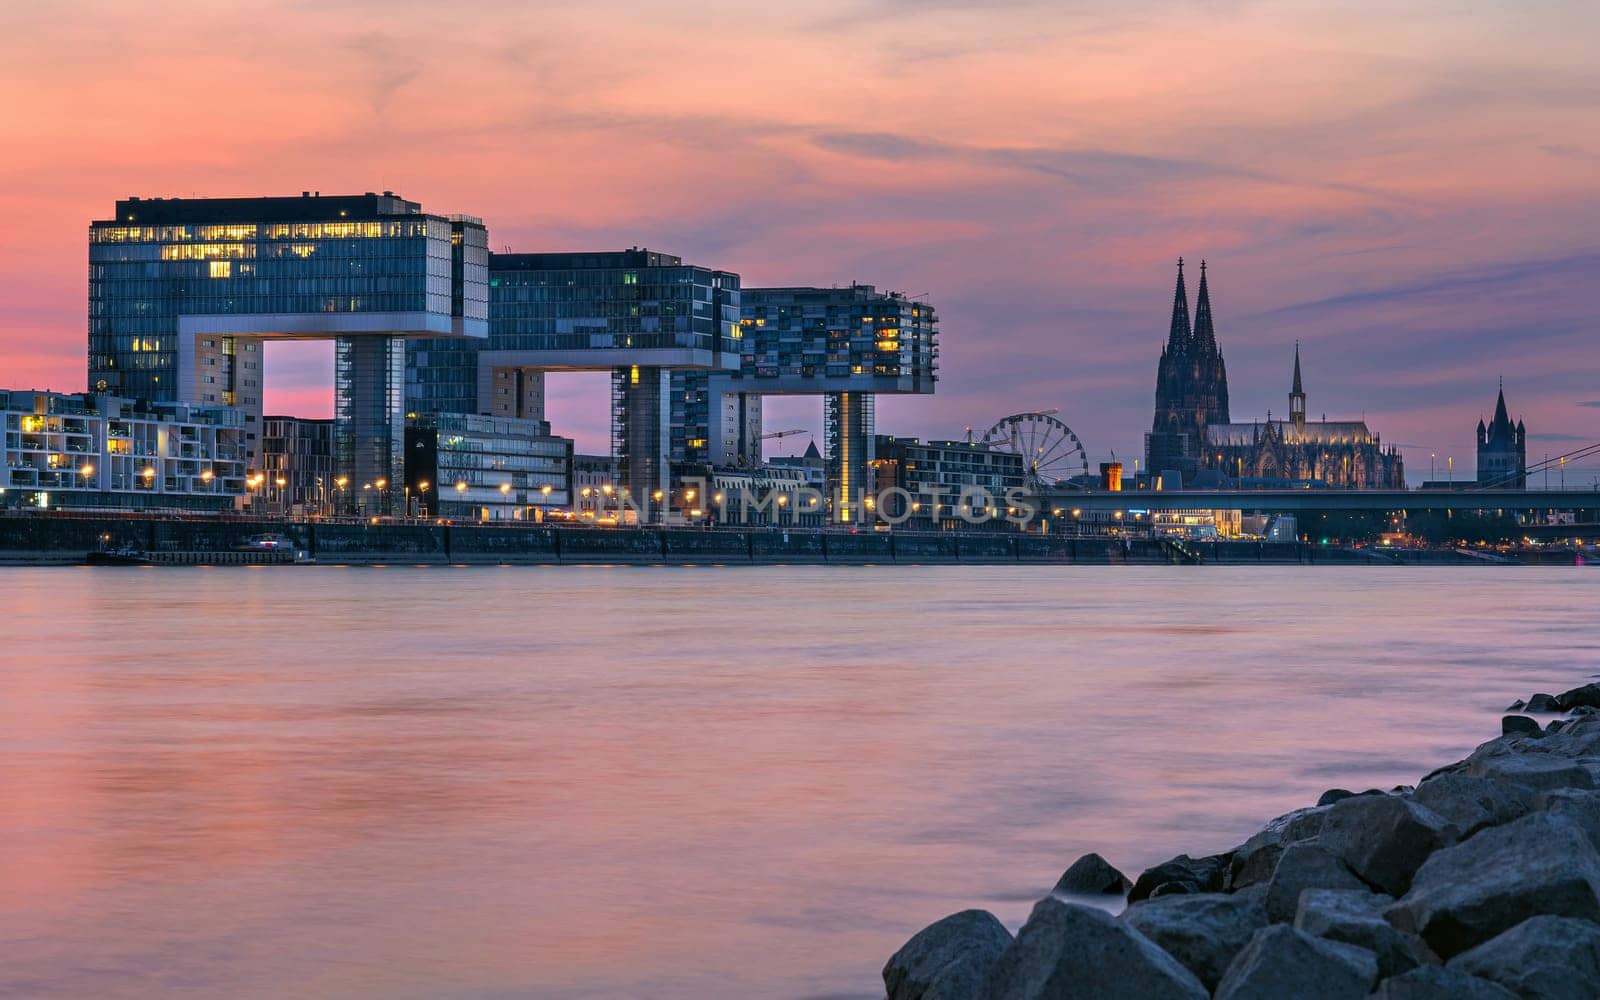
1, 565, 1595, 998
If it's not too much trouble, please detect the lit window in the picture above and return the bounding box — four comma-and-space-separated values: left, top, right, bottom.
209, 261, 232, 279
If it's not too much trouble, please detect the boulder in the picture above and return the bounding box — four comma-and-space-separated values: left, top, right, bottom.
1463, 752, 1595, 792
1213, 924, 1378, 1000
1317, 794, 1454, 896
1121, 892, 1267, 991
1318, 789, 1355, 806
885, 909, 1013, 1000
1526, 692, 1562, 712
1411, 773, 1535, 839
1293, 888, 1431, 977
1128, 853, 1229, 903
1385, 811, 1600, 957
1053, 852, 1131, 896
978, 897, 1206, 1000
1369, 966, 1518, 999
1263, 842, 1369, 923
1229, 805, 1332, 890
1536, 788, 1600, 848
1501, 715, 1542, 737
1557, 682, 1600, 710
1447, 915, 1600, 1000
1506, 699, 1526, 712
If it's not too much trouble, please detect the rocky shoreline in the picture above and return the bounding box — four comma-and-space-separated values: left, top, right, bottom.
884, 679, 1600, 999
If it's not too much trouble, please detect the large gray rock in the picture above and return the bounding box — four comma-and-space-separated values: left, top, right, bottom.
1121, 892, 1267, 991
1412, 773, 1535, 839
1386, 811, 1600, 957
1464, 752, 1596, 792
1053, 852, 1130, 896
1447, 915, 1600, 1000
1501, 714, 1543, 737
1228, 804, 1331, 890
1536, 787, 1600, 848
1128, 853, 1230, 902
1369, 966, 1518, 999
885, 909, 1013, 1000
1263, 842, 1368, 923
1557, 683, 1600, 710
1525, 693, 1562, 712
1317, 793, 1454, 896
1293, 888, 1431, 977
1213, 924, 1378, 1000
979, 897, 1207, 1000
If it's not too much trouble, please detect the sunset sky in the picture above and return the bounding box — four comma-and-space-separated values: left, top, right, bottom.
2, 0, 1596, 476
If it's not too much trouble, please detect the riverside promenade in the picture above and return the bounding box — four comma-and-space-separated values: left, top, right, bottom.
0, 513, 1472, 567
885, 679, 1600, 999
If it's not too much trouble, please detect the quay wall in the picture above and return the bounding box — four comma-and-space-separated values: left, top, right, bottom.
0, 514, 1500, 567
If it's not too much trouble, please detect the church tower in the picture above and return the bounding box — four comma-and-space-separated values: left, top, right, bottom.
1288, 342, 1306, 435
1476, 380, 1527, 488
1146, 259, 1230, 483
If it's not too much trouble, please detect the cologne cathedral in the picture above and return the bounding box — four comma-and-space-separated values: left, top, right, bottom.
1146, 260, 1405, 489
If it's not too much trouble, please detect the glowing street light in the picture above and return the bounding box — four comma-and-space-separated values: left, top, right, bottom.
499, 483, 512, 495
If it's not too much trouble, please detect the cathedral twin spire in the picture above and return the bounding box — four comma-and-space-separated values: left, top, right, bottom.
1164, 258, 1222, 357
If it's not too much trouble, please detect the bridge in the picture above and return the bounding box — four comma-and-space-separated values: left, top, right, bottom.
1040, 488, 1600, 514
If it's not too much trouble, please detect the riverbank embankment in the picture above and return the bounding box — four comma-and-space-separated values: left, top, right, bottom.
885, 679, 1600, 999
0, 514, 1539, 567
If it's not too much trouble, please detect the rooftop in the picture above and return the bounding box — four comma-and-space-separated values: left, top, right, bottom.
98, 191, 426, 226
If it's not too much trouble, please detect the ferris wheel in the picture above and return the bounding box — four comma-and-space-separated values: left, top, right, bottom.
981, 409, 1090, 491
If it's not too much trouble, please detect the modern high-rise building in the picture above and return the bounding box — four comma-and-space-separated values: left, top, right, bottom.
476, 249, 741, 505
88, 192, 487, 492
872, 436, 1024, 530
676, 284, 939, 522
1146, 259, 1229, 483
1477, 382, 1527, 488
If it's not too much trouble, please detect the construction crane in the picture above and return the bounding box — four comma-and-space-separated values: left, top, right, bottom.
760, 428, 809, 440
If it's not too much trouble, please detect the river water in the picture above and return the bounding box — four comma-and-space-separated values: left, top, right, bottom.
1, 565, 1596, 998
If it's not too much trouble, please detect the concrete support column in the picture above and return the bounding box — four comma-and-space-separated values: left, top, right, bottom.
614, 365, 671, 518
335, 335, 405, 500
826, 390, 874, 524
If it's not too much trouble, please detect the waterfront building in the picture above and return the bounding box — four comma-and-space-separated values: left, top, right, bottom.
871, 436, 1024, 530
404, 413, 572, 521
573, 453, 620, 522
1146, 259, 1230, 481
88, 192, 488, 490
1477, 383, 1527, 488
674, 284, 939, 523
766, 439, 827, 492
702, 463, 824, 526
1, 389, 244, 510
477, 249, 741, 505
1202, 345, 1405, 488
259, 415, 334, 513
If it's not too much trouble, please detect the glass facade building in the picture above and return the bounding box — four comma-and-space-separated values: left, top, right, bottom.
673, 284, 940, 522
477, 249, 741, 506
87, 192, 487, 491
405, 413, 573, 521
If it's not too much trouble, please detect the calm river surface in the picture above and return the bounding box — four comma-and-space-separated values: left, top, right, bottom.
2, 565, 1597, 998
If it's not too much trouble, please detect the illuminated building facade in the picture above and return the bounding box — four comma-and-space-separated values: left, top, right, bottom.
1476, 383, 1527, 488
88, 192, 487, 491
405, 413, 572, 521
477, 249, 741, 506
259, 415, 334, 512
1, 389, 244, 510
676, 284, 940, 522
872, 436, 1023, 530
1202, 345, 1405, 488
